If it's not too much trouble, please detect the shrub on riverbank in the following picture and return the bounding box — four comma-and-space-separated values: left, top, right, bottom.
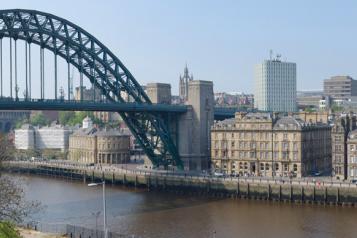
0, 222, 21, 238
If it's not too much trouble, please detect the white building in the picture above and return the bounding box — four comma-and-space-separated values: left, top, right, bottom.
254, 58, 297, 112
35, 125, 72, 151
14, 124, 35, 150
15, 124, 73, 152
82, 116, 93, 129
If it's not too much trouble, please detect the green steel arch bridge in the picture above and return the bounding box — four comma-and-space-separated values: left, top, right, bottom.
0, 9, 237, 169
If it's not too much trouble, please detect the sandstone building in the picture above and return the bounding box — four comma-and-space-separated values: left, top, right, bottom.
211, 112, 331, 178
69, 118, 130, 164
347, 130, 357, 181
331, 114, 356, 180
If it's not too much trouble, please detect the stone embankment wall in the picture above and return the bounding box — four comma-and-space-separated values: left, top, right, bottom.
4, 162, 357, 206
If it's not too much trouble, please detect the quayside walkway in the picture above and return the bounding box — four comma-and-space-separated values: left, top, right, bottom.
3, 161, 357, 206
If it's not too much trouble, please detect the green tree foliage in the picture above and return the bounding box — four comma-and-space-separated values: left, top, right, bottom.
58, 111, 75, 125
0, 222, 21, 238
59, 111, 106, 126
304, 106, 316, 113
30, 112, 49, 126
331, 104, 344, 113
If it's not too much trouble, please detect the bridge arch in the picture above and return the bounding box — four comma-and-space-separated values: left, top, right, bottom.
0, 9, 182, 168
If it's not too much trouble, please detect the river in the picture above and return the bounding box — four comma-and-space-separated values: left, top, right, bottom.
9, 173, 357, 238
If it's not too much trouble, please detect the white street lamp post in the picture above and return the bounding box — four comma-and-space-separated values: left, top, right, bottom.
88, 181, 107, 238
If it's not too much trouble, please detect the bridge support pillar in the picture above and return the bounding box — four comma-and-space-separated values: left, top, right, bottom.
177, 80, 214, 171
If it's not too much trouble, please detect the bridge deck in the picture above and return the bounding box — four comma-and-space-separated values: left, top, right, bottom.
0, 98, 238, 118
0, 98, 188, 113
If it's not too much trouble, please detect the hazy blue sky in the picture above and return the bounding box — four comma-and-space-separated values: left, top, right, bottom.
1, 0, 357, 94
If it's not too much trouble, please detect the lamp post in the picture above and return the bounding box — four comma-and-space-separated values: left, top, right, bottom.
88, 181, 107, 238
91, 211, 101, 238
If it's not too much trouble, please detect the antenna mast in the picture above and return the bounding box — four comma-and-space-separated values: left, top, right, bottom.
270, 49, 273, 60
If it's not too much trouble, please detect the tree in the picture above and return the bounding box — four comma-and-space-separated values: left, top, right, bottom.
331, 104, 344, 113
30, 112, 49, 126
59, 111, 90, 126
58, 111, 75, 125
0, 222, 21, 238
0, 134, 40, 225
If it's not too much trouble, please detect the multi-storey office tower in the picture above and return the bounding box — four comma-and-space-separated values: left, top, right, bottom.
324, 76, 357, 100
255, 59, 297, 112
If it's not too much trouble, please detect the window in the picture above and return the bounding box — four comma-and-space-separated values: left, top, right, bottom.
283, 133, 288, 140
260, 163, 265, 171
284, 164, 288, 171
293, 153, 298, 160
251, 142, 256, 149
282, 152, 288, 160
265, 163, 270, 171
274, 142, 278, 150
231, 142, 235, 148
293, 164, 298, 172
283, 142, 288, 150
275, 163, 279, 171
293, 142, 298, 151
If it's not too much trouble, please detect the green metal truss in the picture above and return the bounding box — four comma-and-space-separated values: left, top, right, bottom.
0, 9, 183, 168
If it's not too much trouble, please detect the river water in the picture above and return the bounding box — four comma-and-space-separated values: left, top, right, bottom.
9, 173, 357, 238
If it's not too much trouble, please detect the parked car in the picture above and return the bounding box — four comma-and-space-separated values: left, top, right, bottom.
351, 179, 357, 184
214, 172, 224, 177
312, 171, 322, 176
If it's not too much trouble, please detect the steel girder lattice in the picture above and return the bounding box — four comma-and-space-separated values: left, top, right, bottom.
0, 9, 182, 168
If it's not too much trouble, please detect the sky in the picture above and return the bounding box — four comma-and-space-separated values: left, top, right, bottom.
1, 0, 357, 95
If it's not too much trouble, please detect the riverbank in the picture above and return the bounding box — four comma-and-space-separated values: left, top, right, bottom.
4, 161, 357, 206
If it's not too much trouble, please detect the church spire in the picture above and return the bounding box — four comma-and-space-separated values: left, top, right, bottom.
179, 64, 194, 102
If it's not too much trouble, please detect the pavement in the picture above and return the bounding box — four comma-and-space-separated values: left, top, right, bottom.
18, 228, 66, 238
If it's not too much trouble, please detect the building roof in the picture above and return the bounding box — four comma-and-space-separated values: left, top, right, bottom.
243, 112, 272, 120
72, 127, 129, 137
96, 128, 129, 137
273, 116, 305, 130
273, 116, 330, 130
72, 127, 98, 137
